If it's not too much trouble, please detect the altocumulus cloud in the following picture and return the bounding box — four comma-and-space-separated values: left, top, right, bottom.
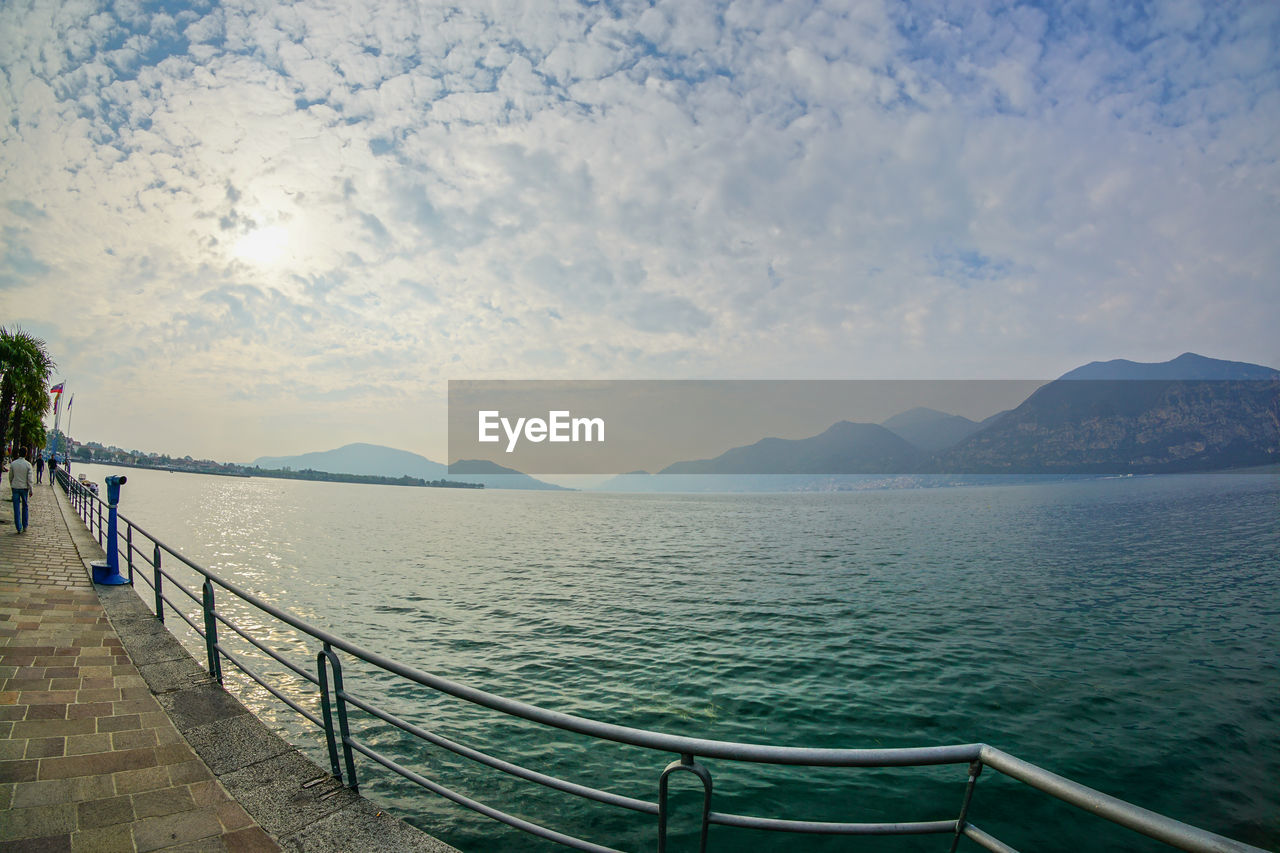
1, 0, 1277, 459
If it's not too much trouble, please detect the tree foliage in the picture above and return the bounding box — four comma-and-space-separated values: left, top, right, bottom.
0, 326, 56, 464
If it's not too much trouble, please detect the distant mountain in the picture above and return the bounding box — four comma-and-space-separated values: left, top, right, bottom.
599, 353, 1278, 489
934, 354, 1279, 474
881, 407, 984, 452
255, 443, 444, 478
252, 443, 568, 490
658, 421, 921, 475
1059, 352, 1279, 381
446, 458, 572, 490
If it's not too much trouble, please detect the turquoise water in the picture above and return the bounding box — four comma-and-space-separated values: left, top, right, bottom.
75, 464, 1279, 851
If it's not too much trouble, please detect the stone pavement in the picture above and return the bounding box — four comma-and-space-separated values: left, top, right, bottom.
1, 478, 459, 853
0, 481, 280, 852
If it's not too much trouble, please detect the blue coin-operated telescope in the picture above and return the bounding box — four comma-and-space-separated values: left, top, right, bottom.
91, 475, 130, 585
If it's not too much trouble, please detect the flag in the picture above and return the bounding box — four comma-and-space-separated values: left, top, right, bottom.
50, 382, 64, 394
67, 395, 73, 412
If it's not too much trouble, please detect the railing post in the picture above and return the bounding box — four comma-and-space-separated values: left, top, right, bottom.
658, 753, 712, 853
317, 645, 345, 783
96, 497, 103, 544
126, 525, 134, 583
202, 579, 222, 683
949, 759, 984, 853
153, 544, 165, 623
324, 649, 359, 791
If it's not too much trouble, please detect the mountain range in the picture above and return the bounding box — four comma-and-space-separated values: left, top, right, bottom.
252, 444, 568, 490
255, 353, 1277, 491
599, 353, 1278, 488
931, 355, 1278, 474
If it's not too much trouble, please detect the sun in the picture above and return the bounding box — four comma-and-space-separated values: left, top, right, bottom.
232, 225, 290, 266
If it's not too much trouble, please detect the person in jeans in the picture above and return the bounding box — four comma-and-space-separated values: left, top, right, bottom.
9, 448, 33, 533
35, 453, 44, 483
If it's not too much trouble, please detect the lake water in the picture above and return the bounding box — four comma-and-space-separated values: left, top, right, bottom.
72, 463, 1279, 852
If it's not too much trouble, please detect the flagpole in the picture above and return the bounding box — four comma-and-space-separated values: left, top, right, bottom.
65, 395, 74, 466
52, 388, 62, 456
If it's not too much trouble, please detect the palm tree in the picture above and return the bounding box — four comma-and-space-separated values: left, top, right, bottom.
12, 406, 47, 457
0, 327, 56, 465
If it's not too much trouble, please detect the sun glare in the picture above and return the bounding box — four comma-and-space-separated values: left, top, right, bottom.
232, 225, 290, 266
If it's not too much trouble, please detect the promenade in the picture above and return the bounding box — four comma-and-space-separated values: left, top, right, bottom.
0, 481, 455, 852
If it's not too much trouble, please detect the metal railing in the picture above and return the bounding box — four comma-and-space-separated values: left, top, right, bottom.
55, 468, 1267, 853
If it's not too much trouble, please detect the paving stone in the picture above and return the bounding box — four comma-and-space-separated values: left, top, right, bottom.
0, 833, 73, 852
131, 807, 225, 852
157, 683, 250, 732
223, 826, 281, 852
216, 799, 255, 831
38, 746, 159, 780
10, 719, 96, 739
25, 736, 65, 758
112, 695, 162, 716
132, 784, 197, 819
63, 732, 112, 756
76, 794, 135, 829
110, 727, 158, 751
97, 713, 141, 733
0, 758, 38, 782
66, 701, 113, 721
137, 658, 211, 694
280, 795, 461, 853
163, 838, 234, 853
24, 703, 68, 719
0, 802, 77, 840
112, 764, 170, 795
168, 759, 215, 786
183, 712, 294, 776
112, 626, 192, 667
10, 776, 110, 808
69, 823, 132, 853
219, 750, 357, 837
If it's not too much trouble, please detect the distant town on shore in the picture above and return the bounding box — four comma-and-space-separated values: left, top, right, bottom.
56, 436, 484, 489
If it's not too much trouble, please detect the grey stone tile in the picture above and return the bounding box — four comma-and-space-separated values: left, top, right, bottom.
219, 750, 354, 837
184, 713, 294, 776
156, 684, 249, 732
280, 796, 460, 852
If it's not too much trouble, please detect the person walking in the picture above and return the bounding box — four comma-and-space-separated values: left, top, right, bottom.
9, 447, 34, 533
35, 453, 44, 484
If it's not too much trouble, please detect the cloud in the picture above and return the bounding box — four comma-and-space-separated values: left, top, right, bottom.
0, 227, 51, 287
1, 0, 1277, 458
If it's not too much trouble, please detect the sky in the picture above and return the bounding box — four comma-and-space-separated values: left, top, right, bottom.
2, 0, 1278, 464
